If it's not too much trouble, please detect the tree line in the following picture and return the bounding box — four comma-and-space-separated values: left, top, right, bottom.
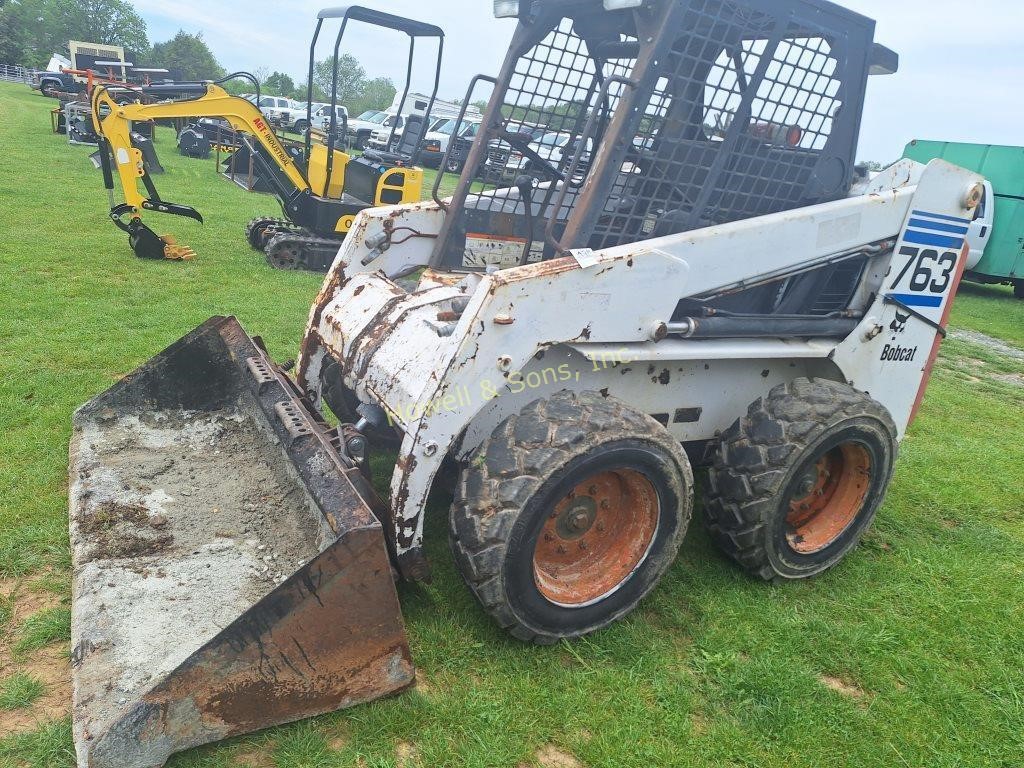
0, 0, 396, 113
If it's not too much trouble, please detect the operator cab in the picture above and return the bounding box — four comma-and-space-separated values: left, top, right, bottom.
427, 0, 898, 330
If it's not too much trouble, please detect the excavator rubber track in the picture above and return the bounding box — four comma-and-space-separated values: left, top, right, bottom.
69, 316, 414, 768
264, 231, 346, 272
244, 216, 307, 251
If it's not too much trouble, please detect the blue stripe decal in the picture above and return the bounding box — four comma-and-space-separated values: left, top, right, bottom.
903, 229, 965, 249
891, 293, 943, 308
907, 218, 969, 235
911, 209, 971, 225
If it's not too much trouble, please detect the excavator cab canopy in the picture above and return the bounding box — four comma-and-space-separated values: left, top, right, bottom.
303, 5, 445, 194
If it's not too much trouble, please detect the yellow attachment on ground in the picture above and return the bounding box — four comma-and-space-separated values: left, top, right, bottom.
154, 234, 195, 260
163, 244, 196, 261
307, 144, 350, 199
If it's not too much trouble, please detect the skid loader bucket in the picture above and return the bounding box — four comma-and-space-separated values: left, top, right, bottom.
68, 317, 413, 768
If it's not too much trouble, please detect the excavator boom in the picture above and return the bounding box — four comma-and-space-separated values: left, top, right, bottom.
91, 83, 315, 260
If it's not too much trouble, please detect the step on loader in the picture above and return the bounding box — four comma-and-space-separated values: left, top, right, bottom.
69, 2, 986, 767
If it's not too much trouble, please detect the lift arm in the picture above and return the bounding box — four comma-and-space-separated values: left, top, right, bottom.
91, 83, 313, 259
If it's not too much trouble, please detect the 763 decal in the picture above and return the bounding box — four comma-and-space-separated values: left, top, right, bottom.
890, 245, 959, 296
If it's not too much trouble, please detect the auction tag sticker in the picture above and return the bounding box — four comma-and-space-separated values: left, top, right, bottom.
569, 248, 601, 268
464, 234, 544, 268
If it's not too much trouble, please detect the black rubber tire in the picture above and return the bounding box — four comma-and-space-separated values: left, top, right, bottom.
445, 156, 465, 174
1014, 281, 1024, 300
293, 120, 309, 133
704, 378, 898, 582
450, 390, 693, 644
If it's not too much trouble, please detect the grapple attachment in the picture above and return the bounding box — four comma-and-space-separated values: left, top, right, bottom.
69, 317, 413, 768
126, 220, 195, 261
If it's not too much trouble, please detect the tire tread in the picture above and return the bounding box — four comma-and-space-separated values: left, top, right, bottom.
704, 378, 897, 582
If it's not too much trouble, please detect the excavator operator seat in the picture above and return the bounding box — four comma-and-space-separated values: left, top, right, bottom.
361, 113, 428, 165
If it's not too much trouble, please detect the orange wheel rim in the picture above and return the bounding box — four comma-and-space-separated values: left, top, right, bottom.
785, 443, 872, 554
533, 469, 659, 607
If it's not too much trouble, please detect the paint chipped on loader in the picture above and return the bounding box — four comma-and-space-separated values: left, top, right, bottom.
67, 2, 987, 767
68, 317, 414, 768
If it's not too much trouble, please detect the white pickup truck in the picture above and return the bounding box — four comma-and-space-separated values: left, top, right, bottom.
419, 117, 483, 167
363, 94, 480, 154
272, 102, 328, 133
257, 96, 293, 124
308, 104, 350, 136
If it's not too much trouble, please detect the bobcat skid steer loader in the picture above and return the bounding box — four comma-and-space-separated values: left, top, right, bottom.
68, 2, 984, 767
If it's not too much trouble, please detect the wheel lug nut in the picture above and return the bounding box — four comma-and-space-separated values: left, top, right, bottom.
596, 522, 605, 532
557, 545, 567, 554
579, 541, 587, 550
544, 533, 553, 542
588, 485, 598, 495
600, 499, 610, 510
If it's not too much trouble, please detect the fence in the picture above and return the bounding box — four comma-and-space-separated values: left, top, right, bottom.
0, 64, 38, 84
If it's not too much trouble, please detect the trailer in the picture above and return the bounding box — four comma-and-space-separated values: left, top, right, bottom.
903, 140, 1024, 298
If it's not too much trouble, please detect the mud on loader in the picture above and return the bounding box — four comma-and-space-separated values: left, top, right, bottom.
68, 1, 985, 767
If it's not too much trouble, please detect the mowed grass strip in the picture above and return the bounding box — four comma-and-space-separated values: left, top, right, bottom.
1, 81, 1023, 767
14, 606, 72, 655
0, 673, 46, 711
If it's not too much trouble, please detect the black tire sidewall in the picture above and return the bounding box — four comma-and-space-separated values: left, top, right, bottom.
502, 439, 685, 636
765, 416, 894, 578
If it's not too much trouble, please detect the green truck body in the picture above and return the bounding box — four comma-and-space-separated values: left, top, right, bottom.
903, 140, 1024, 297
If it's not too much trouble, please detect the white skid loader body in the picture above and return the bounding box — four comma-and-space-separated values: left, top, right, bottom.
297, 158, 984, 571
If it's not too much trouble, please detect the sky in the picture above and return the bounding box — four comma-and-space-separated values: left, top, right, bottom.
131, 0, 1024, 162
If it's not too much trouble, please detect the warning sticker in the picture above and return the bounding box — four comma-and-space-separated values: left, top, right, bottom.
464, 233, 545, 268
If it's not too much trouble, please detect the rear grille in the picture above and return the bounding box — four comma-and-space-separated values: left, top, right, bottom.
487, 145, 511, 166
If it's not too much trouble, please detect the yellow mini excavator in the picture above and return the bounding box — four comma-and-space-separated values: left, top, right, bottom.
91, 6, 443, 270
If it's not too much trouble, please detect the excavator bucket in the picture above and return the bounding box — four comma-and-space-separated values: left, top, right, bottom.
125, 221, 195, 261
68, 316, 414, 768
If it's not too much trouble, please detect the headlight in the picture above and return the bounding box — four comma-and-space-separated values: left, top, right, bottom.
493, 0, 518, 18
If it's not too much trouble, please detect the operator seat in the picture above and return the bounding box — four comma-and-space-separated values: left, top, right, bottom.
361, 114, 427, 165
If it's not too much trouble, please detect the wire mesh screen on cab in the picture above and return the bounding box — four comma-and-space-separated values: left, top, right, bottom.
435, 0, 874, 271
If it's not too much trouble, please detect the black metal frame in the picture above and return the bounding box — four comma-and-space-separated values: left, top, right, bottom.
431, 0, 892, 271
304, 5, 445, 194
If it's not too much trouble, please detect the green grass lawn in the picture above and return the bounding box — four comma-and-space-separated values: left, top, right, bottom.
1, 79, 1023, 768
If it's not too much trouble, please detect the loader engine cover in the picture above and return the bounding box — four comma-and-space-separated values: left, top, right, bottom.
68, 317, 414, 768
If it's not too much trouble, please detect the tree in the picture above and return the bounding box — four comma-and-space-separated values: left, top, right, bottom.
311, 53, 364, 105
0, 0, 41, 64
0, 0, 148, 67
150, 30, 224, 82
53, 0, 148, 56
348, 76, 396, 116
263, 71, 296, 98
